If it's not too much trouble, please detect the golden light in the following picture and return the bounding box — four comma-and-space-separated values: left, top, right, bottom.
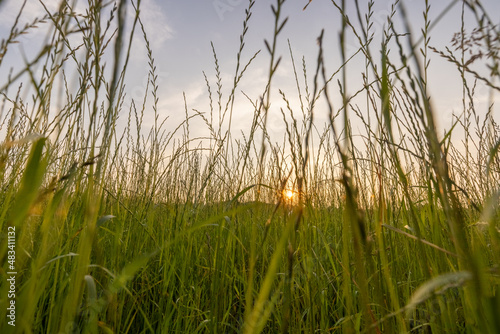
284, 189, 295, 200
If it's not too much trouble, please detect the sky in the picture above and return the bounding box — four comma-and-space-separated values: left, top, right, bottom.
0, 0, 499, 146
135, 0, 499, 138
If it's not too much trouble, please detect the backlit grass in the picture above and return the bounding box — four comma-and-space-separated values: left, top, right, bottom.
0, 0, 499, 333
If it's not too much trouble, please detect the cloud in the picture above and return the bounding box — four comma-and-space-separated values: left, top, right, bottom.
0, 0, 174, 44
131, 0, 174, 49
0, 0, 53, 30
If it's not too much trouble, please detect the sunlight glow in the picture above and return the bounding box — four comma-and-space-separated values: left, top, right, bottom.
284, 190, 295, 200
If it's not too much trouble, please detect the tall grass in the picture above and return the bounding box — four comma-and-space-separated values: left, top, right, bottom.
0, 0, 499, 333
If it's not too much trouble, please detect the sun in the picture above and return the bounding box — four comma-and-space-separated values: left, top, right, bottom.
284, 189, 295, 200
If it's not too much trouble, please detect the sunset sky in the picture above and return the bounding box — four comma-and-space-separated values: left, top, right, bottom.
0, 0, 498, 141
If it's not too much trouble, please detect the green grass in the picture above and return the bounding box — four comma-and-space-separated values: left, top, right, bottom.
1, 0, 499, 333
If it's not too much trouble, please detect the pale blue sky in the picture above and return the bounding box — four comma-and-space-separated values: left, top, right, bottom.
0, 0, 498, 142
149, 0, 499, 139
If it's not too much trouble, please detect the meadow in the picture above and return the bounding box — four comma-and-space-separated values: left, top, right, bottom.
0, 0, 499, 333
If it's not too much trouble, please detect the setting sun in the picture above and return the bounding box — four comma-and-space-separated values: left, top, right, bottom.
284, 190, 296, 200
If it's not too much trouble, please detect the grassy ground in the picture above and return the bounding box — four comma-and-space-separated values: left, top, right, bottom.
0, 0, 499, 333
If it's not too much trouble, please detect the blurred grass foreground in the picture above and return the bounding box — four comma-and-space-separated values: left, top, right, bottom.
0, 0, 499, 333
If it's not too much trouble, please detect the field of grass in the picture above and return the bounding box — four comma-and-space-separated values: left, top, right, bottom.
0, 0, 499, 333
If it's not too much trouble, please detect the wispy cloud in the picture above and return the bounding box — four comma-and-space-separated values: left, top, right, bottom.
0, 0, 60, 29
132, 0, 174, 48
